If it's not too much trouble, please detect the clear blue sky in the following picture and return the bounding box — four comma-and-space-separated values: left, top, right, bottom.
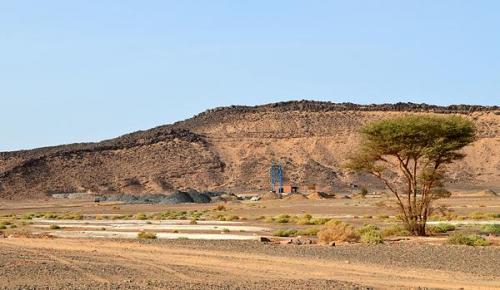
1, 1, 499, 151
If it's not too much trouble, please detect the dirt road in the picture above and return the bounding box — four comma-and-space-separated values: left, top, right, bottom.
1, 238, 499, 289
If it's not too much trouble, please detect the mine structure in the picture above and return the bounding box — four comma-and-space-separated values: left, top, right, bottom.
270, 161, 298, 194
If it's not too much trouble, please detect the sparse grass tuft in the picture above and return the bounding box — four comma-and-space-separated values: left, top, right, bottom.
214, 205, 226, 211
49, 224, 61, 230
226, 215, 240, 221
297, 227, 320, 236
428, 223, 456, 234
134, 213, 148, 220
382, 224, 411, 237
272, 229, 298, 237
447, 233, 489, 246
274, 214, 291, 223
137, 231, 157, 239
480, 224, 500, 235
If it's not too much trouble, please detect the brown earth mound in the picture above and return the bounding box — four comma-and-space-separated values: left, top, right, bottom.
1, 101, 499, 200
284, 194, 308, 201
260, 192, 281, 200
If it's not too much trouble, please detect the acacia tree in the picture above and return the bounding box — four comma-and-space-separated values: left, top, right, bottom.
347, 115, 475, 236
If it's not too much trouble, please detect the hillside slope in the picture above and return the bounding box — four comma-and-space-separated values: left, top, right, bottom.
1, 101, 499, 199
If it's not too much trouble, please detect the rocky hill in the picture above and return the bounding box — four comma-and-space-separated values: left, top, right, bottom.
1, 101, 499, 199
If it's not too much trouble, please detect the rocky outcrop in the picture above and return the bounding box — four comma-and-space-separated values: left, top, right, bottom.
0, 101, 498, 199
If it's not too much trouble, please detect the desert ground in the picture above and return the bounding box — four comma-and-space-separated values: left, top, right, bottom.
1, 189, 499, 289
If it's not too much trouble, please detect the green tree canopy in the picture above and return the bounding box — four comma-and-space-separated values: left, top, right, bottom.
347, 115, 475, 235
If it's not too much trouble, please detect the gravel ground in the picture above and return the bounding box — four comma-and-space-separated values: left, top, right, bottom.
1, 238, 498, 289
2, 280, 368, 290
138, 239, 500, 277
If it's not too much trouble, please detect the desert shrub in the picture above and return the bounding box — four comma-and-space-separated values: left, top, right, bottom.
311, 217, 331, 225
297, 227, 320, 236
190, 219, 198, 225
21, 213, 34, 220
226, 215, 239, 221
60, 213, 83, 220
357, 224, 383, 244
294, 214, 313, 225
272, 229, 298, 237
95, 215, 103, 220
428, 223, 456, 233
480, 224, 500, 235
134, 213, 148, 220
382, 224, 411, 237
274, 214, 291, 223
222, 228, 230, 233
264, 217, 275, 223
214, 205, 226, 211
0, 225, 6, 230
137, 231, 157, 239
256, 216, 266, 220
49, 224, 61, 230
43, 212, 59, 219
0, 221, 12, 226
447, 233, 489, 246
357, 224, 379, 235
360, 229, 383, 244
10, 224, 17, 229
359, 187, 368, 198
317, 220, 360, 243
376, 215, 389, 220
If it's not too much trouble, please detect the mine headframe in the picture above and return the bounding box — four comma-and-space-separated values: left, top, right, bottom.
270, 161, 284, 193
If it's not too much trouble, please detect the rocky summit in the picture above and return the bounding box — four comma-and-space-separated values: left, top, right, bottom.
1, 101, 499, 199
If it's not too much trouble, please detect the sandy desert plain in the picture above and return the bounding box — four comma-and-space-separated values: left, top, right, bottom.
0, 188, 499, 290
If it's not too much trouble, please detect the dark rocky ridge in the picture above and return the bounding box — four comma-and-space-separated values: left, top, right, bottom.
0, 101, 498, 199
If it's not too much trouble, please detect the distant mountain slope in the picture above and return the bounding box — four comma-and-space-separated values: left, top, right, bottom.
1, 101, 499, 199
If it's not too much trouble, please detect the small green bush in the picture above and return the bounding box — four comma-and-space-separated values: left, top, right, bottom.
357, 224, 383, 244
226, 215, 240, 221
274, 214, 291, 223
21, 213, 34, 220
272, 229, 298, 237
10, 224, 17, 229
49, 224, 61, 230
448, 233, 489, 246
382, 224, 411, 237
311, 217, 331, 225
295, 214, 313, 225
135, 213, 148, 220
428, 223, 456, 233
222, 228, 230, 233
376, 215, 389, 220
264, 217, 275, 223
297, 227, 320, 236
43, 212, 59, 219
359, 187, 368, 198
190, 219, 198, 225
137, 231, 157, 239
0, 221, 12, 226
0, 225, 6, 230
480, 224, 500, 235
